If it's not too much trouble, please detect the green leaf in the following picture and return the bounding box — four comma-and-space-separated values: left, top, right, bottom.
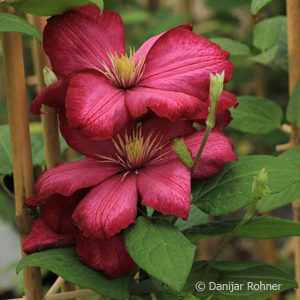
286, 79, 300, 127
192, 155, 300, 216
183, 216, 300, 242
274, 17, 288, 72
6, 0, 103, 16
124, 217, 196, 292
16, 247, 130, 299
251, 45, 278, 65
251, 0, 274, 15
0, 125, 13, 175
183, 261, 297, 299
172, 138, 193, 168
0, 12, 42, 42
279, 146, 300, 165
210, 38, 250, 57
253, 17, 283, 51
229, 96, 283, 134
175, 206, 209, 231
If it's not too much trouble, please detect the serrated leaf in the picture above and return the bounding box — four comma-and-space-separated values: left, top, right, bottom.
252, 45, 278, 65
183, 261, 297, 299
172, 138, 193, 168
124, 217, 196, 292
175, 206, 209, 231
253, 17, 283, 51
229, 96, 283, 134
210, 38, 250, 57
183, 216, 300, 242
192, 155, 300, 216
251, 0, 274, 15
286, 79, 300, 127
0, 12, 42, 42
16, 247, 130, 299
5, 0, 103, 16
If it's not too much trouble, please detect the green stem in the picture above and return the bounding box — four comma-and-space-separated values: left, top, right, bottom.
199, 195, 259, 282
191, 126, 212, 176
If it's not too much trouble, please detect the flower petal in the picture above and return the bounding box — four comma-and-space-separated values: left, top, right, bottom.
30, 75, 71, 115
72, 174, 138, 239
125, 86, 206, 121
40, 194, 81, 235
34, 158, 121, 201
139, 27, 234, 100
185, 129, 237, 179
66, 71, 130, 139
138, 160, 191, 219
59, 112, 117, 159
135, 25, 192, 62
44, 6, 125, 78
23, 218, 74, 254
76, 233, 135, 279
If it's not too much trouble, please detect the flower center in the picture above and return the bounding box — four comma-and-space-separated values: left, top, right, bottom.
98, 126, 169, 172
98, 48, 145, 89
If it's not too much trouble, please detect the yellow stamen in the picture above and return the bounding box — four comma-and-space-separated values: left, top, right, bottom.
97, 126, 170, 171
95, 47, 145, 89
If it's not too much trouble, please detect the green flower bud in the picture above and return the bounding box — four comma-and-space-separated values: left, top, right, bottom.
206, 71, 225, 128
43, 66, 57, 86
252, 167, 271, 199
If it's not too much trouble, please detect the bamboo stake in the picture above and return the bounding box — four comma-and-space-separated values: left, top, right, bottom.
286, 0, 300, 299
26, 15, 62, 169
1, 7, 43, 300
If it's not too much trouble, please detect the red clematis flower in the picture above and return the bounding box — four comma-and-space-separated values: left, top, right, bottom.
30, 5, 236, 140
31, 117, 236, 241
23, 192, 135, 279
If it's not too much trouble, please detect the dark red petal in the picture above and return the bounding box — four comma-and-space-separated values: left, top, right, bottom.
23, 218, 74, 254
140, 117, 195, 145
30, 75, 70, 115
125, 86, 206, 121
72, 174, 138, 239
44, 6, 125, 78
140, 27, 234, 100
76, 233, 135, 279
138, 160, 191, 219
66, 71, 130, 140
59, 112, 117, 159
34, 158, 122, 201
40, 194, 80, 235
185, 129, 237, 179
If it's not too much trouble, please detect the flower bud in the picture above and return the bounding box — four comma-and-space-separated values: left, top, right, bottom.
43, 66, 57, 86
206, 71, 225, 128
252, 167, 271, 199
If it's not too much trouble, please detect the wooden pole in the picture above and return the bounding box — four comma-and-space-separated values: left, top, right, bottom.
1, 7, 43, 300
26, 15, 62, 169
286, 0, 300, 299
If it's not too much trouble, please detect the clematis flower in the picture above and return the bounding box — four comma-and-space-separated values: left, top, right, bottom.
31, 117, 237, 241
30, 5, 236, 140
23, 191, 135, 279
